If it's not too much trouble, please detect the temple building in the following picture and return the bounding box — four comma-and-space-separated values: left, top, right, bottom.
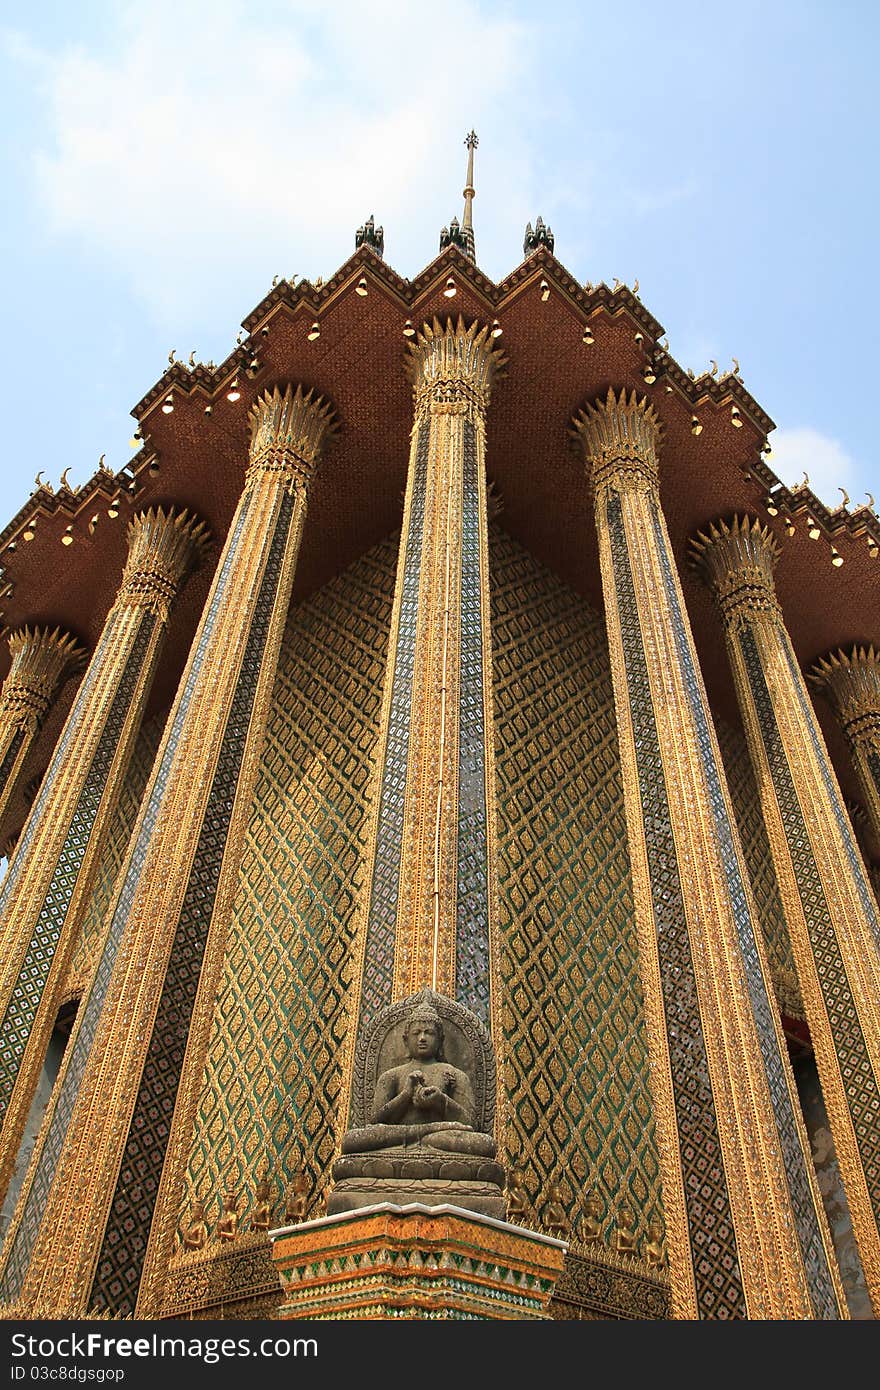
0, 135, 879, 1321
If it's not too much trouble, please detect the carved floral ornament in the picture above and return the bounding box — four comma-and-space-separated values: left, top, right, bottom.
569, 388, 662, 497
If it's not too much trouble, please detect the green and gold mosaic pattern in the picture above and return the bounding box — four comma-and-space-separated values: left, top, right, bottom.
489, 526, 662, 1249
62, 715, 164, 1005
180, 538, 396, 1233
715, 718, 803, 1021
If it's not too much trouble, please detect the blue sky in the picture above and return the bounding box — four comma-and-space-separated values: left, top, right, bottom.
0, 0, 877, 527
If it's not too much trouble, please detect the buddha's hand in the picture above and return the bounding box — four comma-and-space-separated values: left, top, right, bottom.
413, 1084, 443, 1110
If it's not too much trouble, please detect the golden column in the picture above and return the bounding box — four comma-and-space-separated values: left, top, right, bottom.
571, 391, 843, 1320
0, 508, 208, 1209
0, 385, 334, 1317
811, 645, 880, 849
691, 516, 880, 1314
0, 626, 85, 830
347, 317, 504, 1057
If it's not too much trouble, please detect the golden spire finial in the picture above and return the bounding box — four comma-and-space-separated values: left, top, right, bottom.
462, 130, 478, 232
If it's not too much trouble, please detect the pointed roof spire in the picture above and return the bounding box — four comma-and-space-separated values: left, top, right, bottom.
439, 131, 477, 263
462, 130, 478, 232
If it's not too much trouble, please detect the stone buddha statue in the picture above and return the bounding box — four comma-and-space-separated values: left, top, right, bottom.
340, 1000, 494, 1158
328, 988, 505, 1218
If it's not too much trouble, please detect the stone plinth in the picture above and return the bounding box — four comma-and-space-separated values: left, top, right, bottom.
270, 1203, 565, 1320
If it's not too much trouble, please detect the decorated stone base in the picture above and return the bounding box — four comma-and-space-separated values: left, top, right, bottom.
329, 1147, 507, 1219
270, 1203, 565, 1320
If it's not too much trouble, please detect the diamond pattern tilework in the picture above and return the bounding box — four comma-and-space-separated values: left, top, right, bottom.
653, 510, 837, 1316
0, 611, 157, 1120
0, 614, 120, 922
867, 752, 880, 815
607, 493, 745, 1319
782, 639, 880, 951
89, 492, 295, 1314
716, 719, 803, 1021
182, 538, 394, 1239
63, 715, 164, 1003
456, 419, 490, 1023
0, 729, 26, 796
489, 526, 663, 1257
740, 625, 880, 1242
359, 429, 429, 1033
0, 501, 253, 1304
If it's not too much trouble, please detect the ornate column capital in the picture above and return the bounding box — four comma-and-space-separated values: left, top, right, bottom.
246, 384, 337, 491
689, 514, 782, 627
407, 318, 505, 422
1, 626, 86, 732
116, 508, 211, 621
570, 387, 662, 498
810, 645, 880, 754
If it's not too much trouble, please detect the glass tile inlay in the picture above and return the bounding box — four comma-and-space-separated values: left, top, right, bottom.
607, 490, 745, 1319
651, 508, 837, 1317
455, 418, 491, 1024
0, 500, 252, 1302
358, 424, 430, 1033
89, 490, 295, 1314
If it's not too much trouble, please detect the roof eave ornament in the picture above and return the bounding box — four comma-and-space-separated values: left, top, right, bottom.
523, 215, 555, 257
355, 213, 384, 259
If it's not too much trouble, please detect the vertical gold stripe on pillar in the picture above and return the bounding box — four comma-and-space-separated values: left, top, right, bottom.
572, 390, 843, 1319
345, 318, 503, 1098
0, 386, 334, 1319
0, 509, 209, 1211
692, 517, 880, 1314
0, 627, 85, 830
393, 319, 503, 1020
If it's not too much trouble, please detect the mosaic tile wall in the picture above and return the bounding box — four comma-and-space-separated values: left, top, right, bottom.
181, 539, 396, 1231
489, 526, 663, 1251
715, 718, 804, 1021
62, 714, 164, 1004
92, 490, 297, 1311
178, 527, 662, 1291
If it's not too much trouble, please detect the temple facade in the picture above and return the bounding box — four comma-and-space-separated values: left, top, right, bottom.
0, 140, 878, 1320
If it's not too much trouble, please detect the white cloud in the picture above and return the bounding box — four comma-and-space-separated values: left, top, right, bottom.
765, 427, 857, 509
5, 0, 534, 324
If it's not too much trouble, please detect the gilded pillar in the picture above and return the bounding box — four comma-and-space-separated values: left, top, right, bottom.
0, 626, 85, 829
0, 509, 208, 1209
691, 516, 880, 1314
0, 385, 334, 1317
571, 391, 843, 1319
811, 646, 880, 851
348, 317, 504, 1065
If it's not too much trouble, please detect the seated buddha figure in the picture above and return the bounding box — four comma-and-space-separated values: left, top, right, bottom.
340, 1000, 495, 1159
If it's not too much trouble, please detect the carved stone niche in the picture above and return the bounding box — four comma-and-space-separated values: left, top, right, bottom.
328, 988, 506, 1219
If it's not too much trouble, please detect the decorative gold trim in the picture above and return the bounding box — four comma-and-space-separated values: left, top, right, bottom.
0, 508, 208, 1211
0, 627, 85, 829
6, 386, 334, 1316
811, 646, 880, 849
407, 317, 505, 425
246, 384, 336, 491
570, 387, 662, 500
574, 405, 842, 1319
116, 509, 211, 622
388, 320, 503, 1004
692, 515, 880, 1315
